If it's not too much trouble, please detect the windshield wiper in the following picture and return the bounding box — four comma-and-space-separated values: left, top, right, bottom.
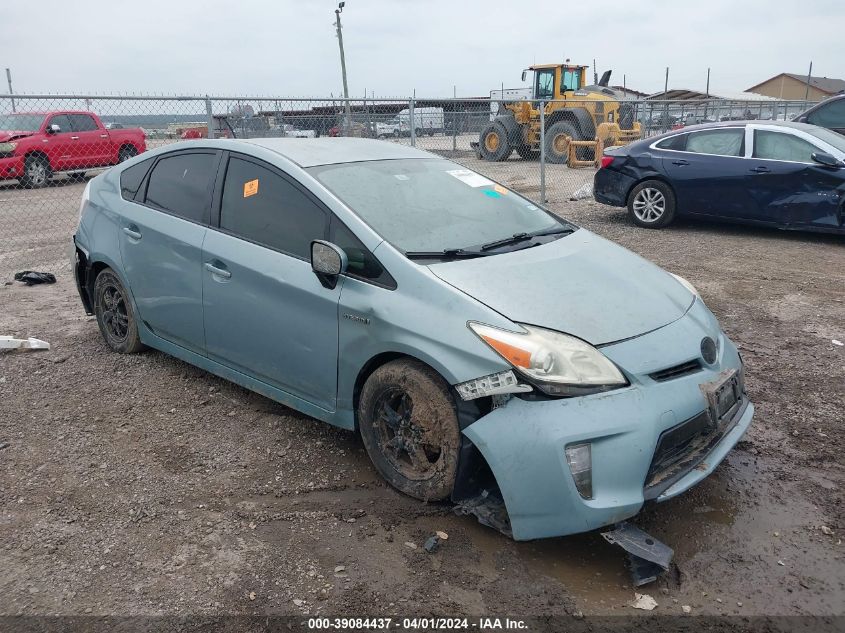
480, 232, 532, 251
405, 248, 486, 260
532, 226, 576, 237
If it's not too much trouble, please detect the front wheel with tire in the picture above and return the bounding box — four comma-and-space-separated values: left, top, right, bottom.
544, 121, 580, 164
358, 359, 461, 501
478, 122, 512, 161
20, 155, 51, 189
94, 268, 145, 353
627, 180, 676, 228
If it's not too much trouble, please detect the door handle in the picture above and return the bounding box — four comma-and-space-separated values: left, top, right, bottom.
671, 159, 689, 166
204, 262, 232, 279
122, 227, 142, 240
750, 166, 770, 173
70, 136, 79, 140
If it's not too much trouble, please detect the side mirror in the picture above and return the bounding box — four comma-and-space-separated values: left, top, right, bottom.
521, 70, 527, 82
811, 151, 844, 168
47, 124, 61, 134
311, 240, 347, 289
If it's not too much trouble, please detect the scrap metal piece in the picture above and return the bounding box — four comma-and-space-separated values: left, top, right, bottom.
0, 336, 51, 351
601, 522, 674, 586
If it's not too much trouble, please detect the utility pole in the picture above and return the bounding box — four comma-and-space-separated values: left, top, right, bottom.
804, 61, 813, 100
334, 2, 352, 135
5, 68, 15, 112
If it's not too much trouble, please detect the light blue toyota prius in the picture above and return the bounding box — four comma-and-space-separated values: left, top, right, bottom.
72, 138, 753, 541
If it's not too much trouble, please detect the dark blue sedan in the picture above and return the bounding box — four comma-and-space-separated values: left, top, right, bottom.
594, 121, 845, 233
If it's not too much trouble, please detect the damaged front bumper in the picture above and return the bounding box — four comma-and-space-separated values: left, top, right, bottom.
462, 299, 754, 541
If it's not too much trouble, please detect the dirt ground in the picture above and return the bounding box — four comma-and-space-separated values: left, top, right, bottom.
0, 162, 843, 625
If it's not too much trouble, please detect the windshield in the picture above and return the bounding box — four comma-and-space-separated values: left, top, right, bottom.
806, 126, 845, 154
309, 158, 570, 253
0, 114, 45, 132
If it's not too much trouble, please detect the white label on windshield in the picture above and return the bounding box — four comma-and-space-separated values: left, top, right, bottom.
446, 169, 494, 188
394, 174, 409, 180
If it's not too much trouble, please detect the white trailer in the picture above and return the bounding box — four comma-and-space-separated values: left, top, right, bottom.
398, 107, 445, 136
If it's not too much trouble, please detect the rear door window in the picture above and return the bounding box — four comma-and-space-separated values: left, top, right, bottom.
69, 114, 99, 132
685, 129, 744, 156
120, 157, 154, 201
144, 152, 217, 224
753, 130, 819, 163
655, 134, 688, 151
219, 156, 327, 259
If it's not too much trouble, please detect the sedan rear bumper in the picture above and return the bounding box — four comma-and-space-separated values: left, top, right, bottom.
593, 168, 636, 207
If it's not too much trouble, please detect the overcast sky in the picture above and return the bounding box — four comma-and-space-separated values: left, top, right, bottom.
2, 0, 843, 98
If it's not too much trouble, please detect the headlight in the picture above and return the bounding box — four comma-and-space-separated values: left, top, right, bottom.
468, 322, 627, 397
670, 273, 699, 298
0, 141, 17, 154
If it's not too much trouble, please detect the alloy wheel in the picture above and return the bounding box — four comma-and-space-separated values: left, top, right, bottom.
632, 187, 667, 223
101, 284, 129, 342
372, 387, 443, 481
27, 161, 48, 186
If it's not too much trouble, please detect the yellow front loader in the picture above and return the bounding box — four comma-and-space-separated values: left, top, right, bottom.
477, 64, 641, 166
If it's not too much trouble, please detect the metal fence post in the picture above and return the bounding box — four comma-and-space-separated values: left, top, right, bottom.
539, 101, 546, 205
409, 98, 416, 147
205, 96, 214, 139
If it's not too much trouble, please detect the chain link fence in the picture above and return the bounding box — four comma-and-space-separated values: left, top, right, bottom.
0, 93, 817, 276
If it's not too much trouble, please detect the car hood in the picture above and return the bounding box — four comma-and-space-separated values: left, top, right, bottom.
0, 131, 35, 142
428, 229, 693, 345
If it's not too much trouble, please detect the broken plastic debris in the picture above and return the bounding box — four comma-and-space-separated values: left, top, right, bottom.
601, 522, 674, 586
424, 535, 440, 553
832, 340, 843, 347
631, 593, 658, 610
0, 336, 50, 351
13, 271, 56, 285
454, 489, 512, 538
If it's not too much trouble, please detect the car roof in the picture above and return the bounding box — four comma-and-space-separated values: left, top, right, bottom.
674, 120, 822, 133
234, 137, 434, 167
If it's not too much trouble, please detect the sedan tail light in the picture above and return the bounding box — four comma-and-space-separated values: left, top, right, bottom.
600, 155, 616, 169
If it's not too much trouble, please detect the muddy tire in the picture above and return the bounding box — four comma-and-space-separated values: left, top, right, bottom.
358, 359, 460, 501
93, 268, 145, 354
627, 180, 676, 229
20, 154, 52, 189
478, 122, 512, 161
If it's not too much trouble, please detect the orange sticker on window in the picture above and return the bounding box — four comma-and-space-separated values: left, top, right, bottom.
494, 184, 508, 195
243, 179, 259, 197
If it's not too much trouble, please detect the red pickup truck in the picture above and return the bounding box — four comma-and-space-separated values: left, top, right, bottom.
0, 111, 146, 188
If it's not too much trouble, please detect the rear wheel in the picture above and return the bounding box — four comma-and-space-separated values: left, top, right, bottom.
478, 122, 512, 161
94, 268, 145, 353
20, 155, 51, 189
358, 359, 461, 501
627, 180, 676, 229
117, 145, 137, 163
